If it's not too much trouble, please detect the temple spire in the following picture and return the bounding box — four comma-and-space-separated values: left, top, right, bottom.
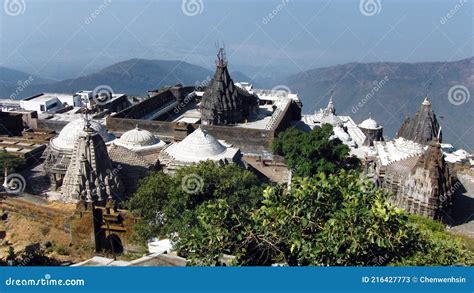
397, 95, 441, 144
422, 96, 431, 106
422, 82, 432, 106
326, 91, 335, 115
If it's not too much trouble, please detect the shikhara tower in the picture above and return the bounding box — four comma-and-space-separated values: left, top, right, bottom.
200, 48, 257, 125
397, 97, 442, 145
61, 118, 123, 203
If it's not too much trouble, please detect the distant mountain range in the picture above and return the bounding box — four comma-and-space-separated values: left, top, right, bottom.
0, 57, 472, 148
284, 58, 473, 149
0, 59, 253, 98
0, 67, 53, 99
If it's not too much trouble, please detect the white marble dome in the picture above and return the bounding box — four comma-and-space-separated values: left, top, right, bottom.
163, 128, 238, 163
359, 117, 380, 130
51, 119, 114, 151
115, 126, 164, 149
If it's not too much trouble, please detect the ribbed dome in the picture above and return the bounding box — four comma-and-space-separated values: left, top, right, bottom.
359, 117, 380, 130
117, 127, 159, 147
166, 128, 226, 161
51, 119, 114, 151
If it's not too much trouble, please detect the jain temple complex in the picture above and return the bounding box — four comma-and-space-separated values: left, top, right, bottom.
0, 49, 472, 258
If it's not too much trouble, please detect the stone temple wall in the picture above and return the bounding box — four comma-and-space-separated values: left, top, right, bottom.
0, 197, 139, 255
106, 117, 176, 141
393, 168, 438, 218
106, 117, 277, 153
198, 124, 274, 153
37, 119, 69, 134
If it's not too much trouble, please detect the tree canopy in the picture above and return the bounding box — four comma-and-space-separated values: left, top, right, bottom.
127, 161, 264, 246
0, 151, 25, 173
127, 127, 472, 266
172, 171, 473, 266
272, 124, 359, 177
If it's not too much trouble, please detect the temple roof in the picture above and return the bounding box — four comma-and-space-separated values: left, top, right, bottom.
311, 110, 343, 126
61, 127, 123, 203
163, 128, 239, 163
108, 144, 155, 168
359, 117, 381, 130
51, 118, 114, 151
309, 96, 342, 127
374, 137, 425, 166
113, 126, 165, 151
397, 97, 442, 144
200, 48, 243, 125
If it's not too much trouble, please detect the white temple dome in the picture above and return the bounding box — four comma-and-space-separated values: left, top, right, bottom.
51, 119, 114, 151
163, 128, 239, 163
116, 127, 160, 148
359, 117, 380, 130
171, 128, 225, 158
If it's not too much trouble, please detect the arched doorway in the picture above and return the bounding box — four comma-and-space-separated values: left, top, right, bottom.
105, 234, 123, 254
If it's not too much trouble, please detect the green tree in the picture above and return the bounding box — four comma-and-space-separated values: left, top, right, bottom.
394, 215, 474, 266
127, 171, 172, 244
174, 171, 473, 266
0, 151, 25, 173
248, 172, 420, 265
272, 124, 359, 177
128, 162, 264, 248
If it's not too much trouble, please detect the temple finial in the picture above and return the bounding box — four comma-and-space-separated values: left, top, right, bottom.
326, 91, 335, 114
422, 82, 432, 106
215, 44, 227, 67
80, 97, 92, 131
422, 96, 431, 106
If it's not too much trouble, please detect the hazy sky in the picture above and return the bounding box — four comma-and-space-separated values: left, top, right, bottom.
0, 0, 472, 80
